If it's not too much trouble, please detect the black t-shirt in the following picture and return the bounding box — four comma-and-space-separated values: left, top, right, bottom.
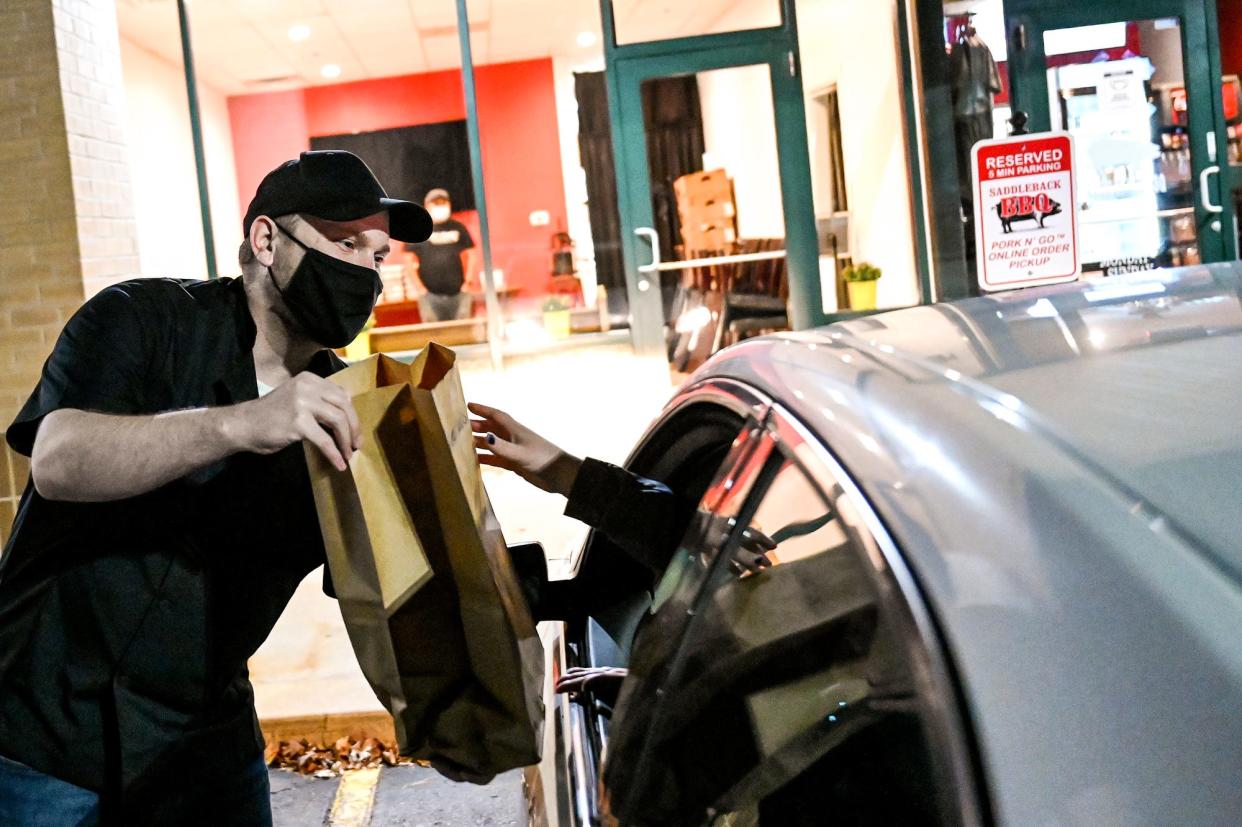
0, 277, 344, 804
408, 219, 474, 295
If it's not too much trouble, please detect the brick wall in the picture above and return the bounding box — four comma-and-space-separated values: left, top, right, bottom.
55, 0, 140, 299
0, 0, 139, 541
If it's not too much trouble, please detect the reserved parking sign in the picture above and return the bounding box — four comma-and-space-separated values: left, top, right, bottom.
972, 133, 1080, 292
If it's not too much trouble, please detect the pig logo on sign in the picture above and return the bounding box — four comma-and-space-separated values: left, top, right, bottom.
996, 194, 1062, 233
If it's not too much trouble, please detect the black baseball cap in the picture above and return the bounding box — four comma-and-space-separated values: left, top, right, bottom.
243, 150, 432, 243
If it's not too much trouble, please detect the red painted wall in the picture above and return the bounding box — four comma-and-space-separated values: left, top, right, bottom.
227, 59, 566, 295
227, 89, 310, 229
1221, 2, 1242, 77
303, 69, 468, 137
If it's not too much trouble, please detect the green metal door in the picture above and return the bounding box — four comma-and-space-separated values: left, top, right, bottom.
1004, 0, 1238, 268
600, 0, 819, 355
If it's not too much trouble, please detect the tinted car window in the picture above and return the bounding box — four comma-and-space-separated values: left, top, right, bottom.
602, 422, 774, 816
647, 422, 773, 617
609, 443, 949, 826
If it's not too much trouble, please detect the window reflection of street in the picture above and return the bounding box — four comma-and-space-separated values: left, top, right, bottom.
651, 424, 773, 614
648, 455, 935, 823
724, 462, 846, 576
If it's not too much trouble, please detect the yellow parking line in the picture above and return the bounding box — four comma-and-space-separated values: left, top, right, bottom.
328, 767, 381, 827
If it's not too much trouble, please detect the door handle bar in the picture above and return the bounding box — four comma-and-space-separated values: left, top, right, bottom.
1200, 165, 1223, 214
634, 227, 660, 273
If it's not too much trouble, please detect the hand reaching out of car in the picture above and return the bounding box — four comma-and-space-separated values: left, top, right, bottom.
468, 403, 583, 496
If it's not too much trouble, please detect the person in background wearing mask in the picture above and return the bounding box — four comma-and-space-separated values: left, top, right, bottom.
0, 151, 432, 827
408, 188, 477, 322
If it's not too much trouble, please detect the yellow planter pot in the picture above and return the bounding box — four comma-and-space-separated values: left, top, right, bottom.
543, 309, 571, 339
846, 280, 878, 311
343, 330, 372, 362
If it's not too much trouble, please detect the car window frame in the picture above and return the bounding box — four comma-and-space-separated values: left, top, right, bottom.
613, 403, 987, 826
763, 403, 988, 827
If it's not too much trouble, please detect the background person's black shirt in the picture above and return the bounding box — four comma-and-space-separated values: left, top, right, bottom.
408, 218, 474, 295
0, 277, 344, 811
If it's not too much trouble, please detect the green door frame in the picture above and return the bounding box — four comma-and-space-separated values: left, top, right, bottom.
600, 0, 821, 355
896, 0, 943, 306
908, 0, 974, 302
1005, 0, 1238, 262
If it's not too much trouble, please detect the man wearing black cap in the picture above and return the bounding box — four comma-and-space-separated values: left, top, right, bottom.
0, 151, 431, 826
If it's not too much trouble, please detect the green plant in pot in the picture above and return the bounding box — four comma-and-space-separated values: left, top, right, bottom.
542, 295, 571, 339
843, 262, 882, 311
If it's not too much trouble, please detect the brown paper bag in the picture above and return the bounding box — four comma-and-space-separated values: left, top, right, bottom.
305, 344, 544, 783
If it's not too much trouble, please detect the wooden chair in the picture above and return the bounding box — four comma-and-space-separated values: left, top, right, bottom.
666, 238, 790, 372
713, 238, 789, 352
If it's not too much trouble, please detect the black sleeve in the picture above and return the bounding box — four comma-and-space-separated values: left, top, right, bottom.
6, 284, 152, 457
565, 458, 695, 574
456, 221, 475, 252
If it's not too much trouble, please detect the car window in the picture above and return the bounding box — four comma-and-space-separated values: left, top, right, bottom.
611, 444, 951, 826
648, 421, 774, 616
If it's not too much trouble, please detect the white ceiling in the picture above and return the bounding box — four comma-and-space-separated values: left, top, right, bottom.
114, 0, 757, 96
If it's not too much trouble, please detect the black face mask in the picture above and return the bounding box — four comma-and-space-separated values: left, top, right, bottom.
268, 221, 382, 348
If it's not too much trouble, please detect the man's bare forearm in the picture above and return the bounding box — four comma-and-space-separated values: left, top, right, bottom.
30, 406, 250, 502
29, 372, 361, 503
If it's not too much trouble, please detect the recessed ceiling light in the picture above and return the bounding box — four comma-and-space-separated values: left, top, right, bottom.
320, 63, 341, 79
576, 31, 598, 48
288, 24, 311, 42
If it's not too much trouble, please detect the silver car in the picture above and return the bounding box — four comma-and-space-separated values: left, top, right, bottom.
524, 264, 1242, 827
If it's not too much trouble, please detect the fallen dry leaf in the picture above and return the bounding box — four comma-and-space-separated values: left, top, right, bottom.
265, 735, 417, 777
263, 741, 279, 766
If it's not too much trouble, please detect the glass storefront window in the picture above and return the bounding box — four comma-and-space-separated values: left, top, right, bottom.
114, 0, 930, 364
647, 64, 791, 370
796, 0, 922, 312
113, 1, 223, 289
158, 0, 630, 357
942, 1, 1242, 276
466, 0, 619, 352
1044, 19, 1200, 275
153, 2, 505, 356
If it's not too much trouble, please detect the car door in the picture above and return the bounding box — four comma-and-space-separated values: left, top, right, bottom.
603, 407, 985, 827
